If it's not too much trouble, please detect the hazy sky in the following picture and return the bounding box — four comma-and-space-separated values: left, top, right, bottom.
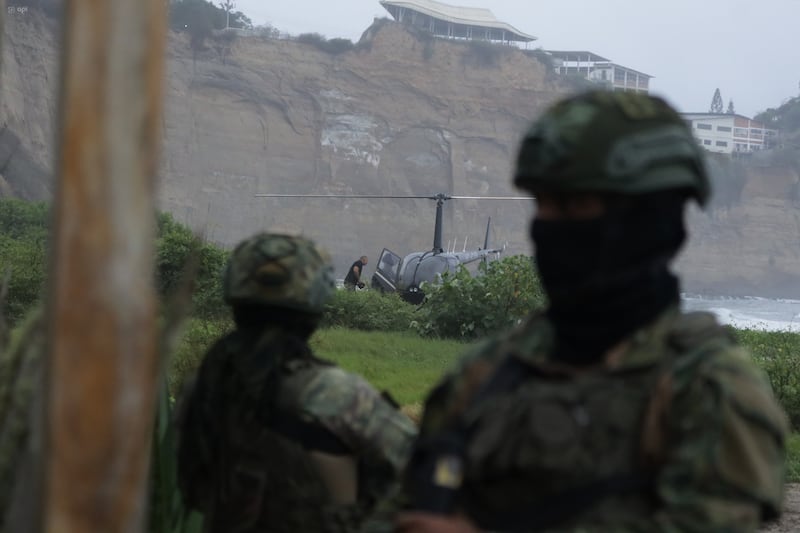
235, 0, 799, 118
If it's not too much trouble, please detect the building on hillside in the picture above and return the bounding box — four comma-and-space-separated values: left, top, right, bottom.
379, 0, 537, 44
546, 50, 653, 93
681, 113, 778, 154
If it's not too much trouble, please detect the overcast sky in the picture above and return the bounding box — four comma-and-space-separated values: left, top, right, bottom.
235, 0, 799, 118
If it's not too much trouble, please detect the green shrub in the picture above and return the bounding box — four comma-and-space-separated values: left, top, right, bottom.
0, 201, 230, 326
735, 328, 800, 428
0, 199, 49, 325
155, 213, 229, 321
414, 255, 546, 339
788, 434, 800, 482
168, 318, 233, 392
321, 289, 418, 332
295, 33, 355, 55
525, 48, 555, 72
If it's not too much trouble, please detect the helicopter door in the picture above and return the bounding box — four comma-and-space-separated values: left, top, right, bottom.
371, 248, 401, 293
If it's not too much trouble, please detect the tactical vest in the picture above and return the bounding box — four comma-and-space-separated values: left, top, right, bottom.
209, 355, 362, 533
408, 311, 734, 531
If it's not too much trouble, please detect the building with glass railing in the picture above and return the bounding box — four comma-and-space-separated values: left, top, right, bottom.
681, 113, 778, 154
379, 0, 536, 44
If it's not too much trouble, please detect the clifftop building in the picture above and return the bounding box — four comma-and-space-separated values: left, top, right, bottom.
547, 50, 653, 93
682, 113, 777, 154
379, 0, 537, 44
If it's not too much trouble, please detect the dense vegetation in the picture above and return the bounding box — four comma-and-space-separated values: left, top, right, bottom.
0, 199, 229, 326
756, 95, 800, 138
168, 0, 253, 33
3, 198, 800, 429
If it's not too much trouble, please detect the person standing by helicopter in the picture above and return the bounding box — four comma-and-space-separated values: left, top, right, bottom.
344, 255, 368, 290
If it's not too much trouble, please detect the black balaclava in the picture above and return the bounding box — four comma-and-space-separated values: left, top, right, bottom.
531, 191, 686, 365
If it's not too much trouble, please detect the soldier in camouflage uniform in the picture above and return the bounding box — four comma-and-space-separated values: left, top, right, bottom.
386, 92, 788, 532
176, 232, 417, 533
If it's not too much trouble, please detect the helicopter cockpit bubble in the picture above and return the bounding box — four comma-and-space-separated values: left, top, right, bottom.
414, 255, 457, 286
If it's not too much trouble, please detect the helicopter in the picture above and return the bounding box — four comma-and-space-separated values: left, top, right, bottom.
253, 192, 533, 304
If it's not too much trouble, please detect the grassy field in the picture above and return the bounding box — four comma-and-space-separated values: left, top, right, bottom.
788, 434, 800, 482
311, 327, 470, 407
165, 323, 800, 481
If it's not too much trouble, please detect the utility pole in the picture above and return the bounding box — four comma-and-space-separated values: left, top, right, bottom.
221, 0, 235, 28
43, 0, 167, 532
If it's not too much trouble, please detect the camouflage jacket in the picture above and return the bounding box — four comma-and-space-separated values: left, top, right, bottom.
176, 327, 417, 533
368, 307, 788, 533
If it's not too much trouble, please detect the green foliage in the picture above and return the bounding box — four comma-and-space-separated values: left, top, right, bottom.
734, 327, 800, 429
787, 434, 800, 482
311, 327, 468, 406
149, 376, 204, 533
168, 318, 233, 393
415, 255, 546, 340
525, 48, 555, 73
254, 24, 281, 40
169, 0, 252, 51
155, 213, 229, 322
166, 324, 466, 409
321, 289, 418, 332
0, 200, 229, 326
709, 88, 724, 114
755, 96, 800, 135
0, 199, 49, 325
295, 33, 355, 55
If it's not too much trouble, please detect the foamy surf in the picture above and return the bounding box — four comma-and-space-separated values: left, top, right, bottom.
681, 294, 800, 332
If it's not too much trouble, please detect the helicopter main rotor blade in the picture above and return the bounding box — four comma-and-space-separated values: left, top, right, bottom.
254, 193, 440, 199
447, 195, 536, 200
254, 193, 535, 200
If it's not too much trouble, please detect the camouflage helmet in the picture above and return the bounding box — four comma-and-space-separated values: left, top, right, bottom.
514, 91, 710, 206
223, 233, 335, 314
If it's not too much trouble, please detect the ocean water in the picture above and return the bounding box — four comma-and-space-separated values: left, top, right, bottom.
681, 294, 800, 332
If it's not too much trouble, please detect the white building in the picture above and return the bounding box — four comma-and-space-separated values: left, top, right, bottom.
379, 0, 537, 44
547, 50, 652, 93
681, 113, 778, 154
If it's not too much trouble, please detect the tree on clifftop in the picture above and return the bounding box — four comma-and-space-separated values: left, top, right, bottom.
169, 0, 252, 35
710, 88, 724, 114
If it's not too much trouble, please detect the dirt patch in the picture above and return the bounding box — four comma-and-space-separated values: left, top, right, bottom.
760, 484, 800, 532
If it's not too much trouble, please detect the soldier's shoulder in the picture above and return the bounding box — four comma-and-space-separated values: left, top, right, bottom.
419, 314, 551, 431
290, 363, 381, 415
668, 311, 788, 434
667, 310, 757, 374
452, 312, 551, 375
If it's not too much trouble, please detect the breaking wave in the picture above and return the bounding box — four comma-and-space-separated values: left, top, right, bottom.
681, 294, 800, 332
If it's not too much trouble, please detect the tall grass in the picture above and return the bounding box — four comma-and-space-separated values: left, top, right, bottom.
168, 323, 468, 406
310, 327, 468, 406
168, 322, 800, 483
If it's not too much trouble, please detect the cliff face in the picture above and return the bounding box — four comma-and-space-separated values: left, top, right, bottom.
3, 12, 800, 296
158, 21, 562, 276
0, 12, 58, 200
677, 153, 800, 297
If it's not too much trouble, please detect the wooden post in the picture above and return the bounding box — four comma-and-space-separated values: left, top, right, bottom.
0, 0, 5, 80
0, 0, 6, 71
44, 0, 166, 531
